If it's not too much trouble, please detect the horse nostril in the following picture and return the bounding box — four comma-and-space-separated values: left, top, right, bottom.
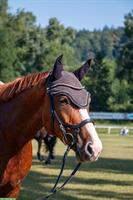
87, 144, 93, 155
85, 142, 93, 157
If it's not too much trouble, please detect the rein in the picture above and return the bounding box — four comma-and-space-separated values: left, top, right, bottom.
40, 75, 93, 199
42, 146, 81, 200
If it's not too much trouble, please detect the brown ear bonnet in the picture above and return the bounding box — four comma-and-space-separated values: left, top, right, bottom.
49, 71, 90, 108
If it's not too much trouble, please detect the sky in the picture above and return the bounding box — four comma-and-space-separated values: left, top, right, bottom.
8, 0, 132, 31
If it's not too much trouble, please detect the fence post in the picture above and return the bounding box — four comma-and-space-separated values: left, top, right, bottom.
108, 127, 111, 134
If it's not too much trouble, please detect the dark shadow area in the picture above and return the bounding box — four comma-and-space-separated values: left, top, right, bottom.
32, 154, 133, 175
19, 170, 81, 200
19, 169, 133, 200
19, 154, 133, 200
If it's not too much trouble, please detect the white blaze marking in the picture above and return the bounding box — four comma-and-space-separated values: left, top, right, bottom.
79, 109, 97, 141
79, 109, 102, 157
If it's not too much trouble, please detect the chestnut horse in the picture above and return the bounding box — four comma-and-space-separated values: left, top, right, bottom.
0, 55, 102, 198
34, 127, 57, 164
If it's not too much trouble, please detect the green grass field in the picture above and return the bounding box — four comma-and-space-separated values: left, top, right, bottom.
19, 132, 133, 200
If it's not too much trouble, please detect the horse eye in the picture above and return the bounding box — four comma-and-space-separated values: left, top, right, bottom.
59, 98, 69, 104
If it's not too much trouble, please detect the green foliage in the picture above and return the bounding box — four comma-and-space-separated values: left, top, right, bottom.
0, 0, 8, 24
0, 0, 16, 81
46, 17, 64, 41
0, 27, 16, 81
108, 79, 131, 111
83, 55, 116, 111
74, 26, 118, 61
114, 10, 133, 111
116, 11, 133, 83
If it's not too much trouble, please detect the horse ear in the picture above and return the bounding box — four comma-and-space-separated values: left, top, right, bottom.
51, 54, 64, 81
73, 53, 95, 81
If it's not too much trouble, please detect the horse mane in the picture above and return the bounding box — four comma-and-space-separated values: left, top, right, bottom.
0, 72, 49, 102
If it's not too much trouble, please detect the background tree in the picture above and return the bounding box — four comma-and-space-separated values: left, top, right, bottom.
114, 10, 133, 111
0, 0, 16, 81
83, 53, 116, 111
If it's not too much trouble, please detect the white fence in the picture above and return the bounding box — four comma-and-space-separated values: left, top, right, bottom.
95, 125, 133, 134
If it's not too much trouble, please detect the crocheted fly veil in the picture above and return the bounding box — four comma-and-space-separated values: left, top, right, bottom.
49, 71, 90, 108
47, 54, 94, 108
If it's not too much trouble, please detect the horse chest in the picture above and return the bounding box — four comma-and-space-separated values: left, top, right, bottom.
0, 141, 32, 197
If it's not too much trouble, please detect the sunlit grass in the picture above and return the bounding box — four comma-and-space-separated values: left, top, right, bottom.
19, 133, 133, 200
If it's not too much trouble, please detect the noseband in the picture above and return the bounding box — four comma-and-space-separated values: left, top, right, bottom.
41, 75, 93, 200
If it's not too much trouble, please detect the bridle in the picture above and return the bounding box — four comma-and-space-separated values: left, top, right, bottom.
41, 74, 93, 200
46, 74, 93, 146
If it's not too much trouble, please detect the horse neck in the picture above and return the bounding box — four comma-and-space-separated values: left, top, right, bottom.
0, 83, 47, 149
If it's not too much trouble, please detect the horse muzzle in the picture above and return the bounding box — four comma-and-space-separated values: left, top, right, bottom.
76, 141, 102, 163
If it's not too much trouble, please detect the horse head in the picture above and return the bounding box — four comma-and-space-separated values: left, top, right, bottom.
44, 55, 102, 163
